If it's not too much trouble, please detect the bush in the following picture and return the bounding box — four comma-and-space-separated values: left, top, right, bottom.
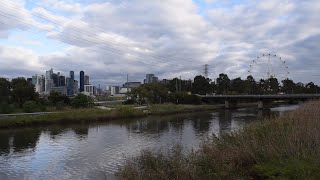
169, 92, 202, 105
0, 102, 15, 114
71, 94, 94, 108
23, 101, 39, 113
118, 101, 320, 179
56, 101, 65, 110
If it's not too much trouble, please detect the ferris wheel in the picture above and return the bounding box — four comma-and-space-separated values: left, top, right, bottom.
248, 53, 289, 80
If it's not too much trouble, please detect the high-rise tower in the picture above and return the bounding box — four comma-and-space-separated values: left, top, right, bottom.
80, 71, 85, 92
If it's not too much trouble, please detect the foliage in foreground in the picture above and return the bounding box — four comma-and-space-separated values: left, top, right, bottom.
117, 101, 320, 179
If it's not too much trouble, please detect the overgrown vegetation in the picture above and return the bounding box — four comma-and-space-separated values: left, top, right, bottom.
0, 104, 221, 128
117, 101, 320, 179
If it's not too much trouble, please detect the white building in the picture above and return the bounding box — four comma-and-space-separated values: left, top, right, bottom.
110, 86, 120, 96
84, 85, 97, 96
45, 69, 53, 92
32, 74, 45, 94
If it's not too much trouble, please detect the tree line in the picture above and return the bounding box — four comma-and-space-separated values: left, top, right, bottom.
128, 74, 319, 104
0, 77, 93, 114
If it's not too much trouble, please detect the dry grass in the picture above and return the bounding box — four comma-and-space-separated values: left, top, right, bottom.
117, 101, 320, 179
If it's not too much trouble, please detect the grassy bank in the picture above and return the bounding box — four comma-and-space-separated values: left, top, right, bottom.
0, 104, 227, 128
117, 101, 320, 179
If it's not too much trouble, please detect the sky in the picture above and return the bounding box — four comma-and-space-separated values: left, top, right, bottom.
0, 0, 319, 86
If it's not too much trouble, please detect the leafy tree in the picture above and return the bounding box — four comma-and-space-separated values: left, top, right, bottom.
230, 77, 245, 94
216, 73, 230, 94
295, 82, 306, 94
244, 75, 258, 94
23, 101, 39, 113
166, 78, 192, 93
305, 82, 319, 94
11, 78, 38, 107
129, 83, 169, 104
266, 77, 280, 94
167, 92, 201, 104
71, 94, 94, 108
48, 91, 70, 105
281, 79, 296, 94
0, 78, 11, 103
192, 75, 211, 95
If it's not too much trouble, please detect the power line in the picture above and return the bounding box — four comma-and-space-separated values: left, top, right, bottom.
0, 1, 214, 66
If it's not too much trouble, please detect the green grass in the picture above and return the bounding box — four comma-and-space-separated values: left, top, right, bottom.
0, 104, 227, 128
0, 107, 145, 128
117, 101, 320, 179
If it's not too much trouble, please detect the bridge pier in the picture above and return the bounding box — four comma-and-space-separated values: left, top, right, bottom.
225, 100, 238, 109
258, 100, 273, 109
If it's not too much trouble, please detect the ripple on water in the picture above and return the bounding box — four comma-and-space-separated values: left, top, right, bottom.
0, 106, 299, 179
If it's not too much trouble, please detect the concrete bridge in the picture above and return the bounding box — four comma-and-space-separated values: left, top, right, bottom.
199, 94, 320, 109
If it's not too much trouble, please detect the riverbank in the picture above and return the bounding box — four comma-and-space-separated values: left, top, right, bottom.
0, 103, 256, 129
117, 100, 320, 179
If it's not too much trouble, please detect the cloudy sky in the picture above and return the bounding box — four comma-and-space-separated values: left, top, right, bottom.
0, 0, 319, 86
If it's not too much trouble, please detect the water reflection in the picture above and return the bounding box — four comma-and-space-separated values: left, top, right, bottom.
0, 105, 299, 180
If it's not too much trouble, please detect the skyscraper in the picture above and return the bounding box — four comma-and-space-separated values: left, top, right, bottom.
45, 68, 53, 92
80, 71, 85, 92
144, 74, 158, 84
52, 73, 59, 87
59, 75, 66, 86
67, 71, 75, 96
84, 75, 90, 85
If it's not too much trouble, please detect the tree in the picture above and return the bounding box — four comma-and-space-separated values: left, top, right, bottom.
244, 75, 258, 94
192, 75, 211, 95
71, 94, 94, 108
258, 79, 267, 94
129, 83, 169, 104
48, 91, 70, 105
0, 78, 11, 103
166, 78, 192, 93
230, 77, 245, 94
216, 73, 230, 94
266, 77, 280, 94
305, 82, 319, 94
11, 78, 38, 107
281, 79, 296, 94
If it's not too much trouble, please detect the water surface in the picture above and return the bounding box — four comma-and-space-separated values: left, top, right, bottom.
0, 105, 299, 179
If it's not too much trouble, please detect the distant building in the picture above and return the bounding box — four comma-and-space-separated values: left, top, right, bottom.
59, 75, 66, 87
84, 84, 97, 96
144, 74, 158, 84
45, 68, 53, 92
32, 74, 39, 85
50, 86, 67, 95
84, 75, 90, 85
74, 80, 79, 95
119, 87, 129, 94
32, 74, 45, 93
67, 71, 75, 96
160, 79, 170, 85
52, 73, 59, 87
110, 86, 120, 96
80, 71, 85, 92
27, 78, 32, 85
40, 75, 45, 93
123, 82, 141, 88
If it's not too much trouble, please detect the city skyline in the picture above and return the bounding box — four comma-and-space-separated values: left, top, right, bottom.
0, 0, 319, 84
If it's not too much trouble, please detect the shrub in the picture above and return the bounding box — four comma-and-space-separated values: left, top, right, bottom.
0, 102, 15, 114
56, 101, 65, 110
23, 101, 39, 113
71, 94, 94, 108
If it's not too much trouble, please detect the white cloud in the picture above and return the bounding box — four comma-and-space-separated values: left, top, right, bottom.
0, 0, 320, 85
